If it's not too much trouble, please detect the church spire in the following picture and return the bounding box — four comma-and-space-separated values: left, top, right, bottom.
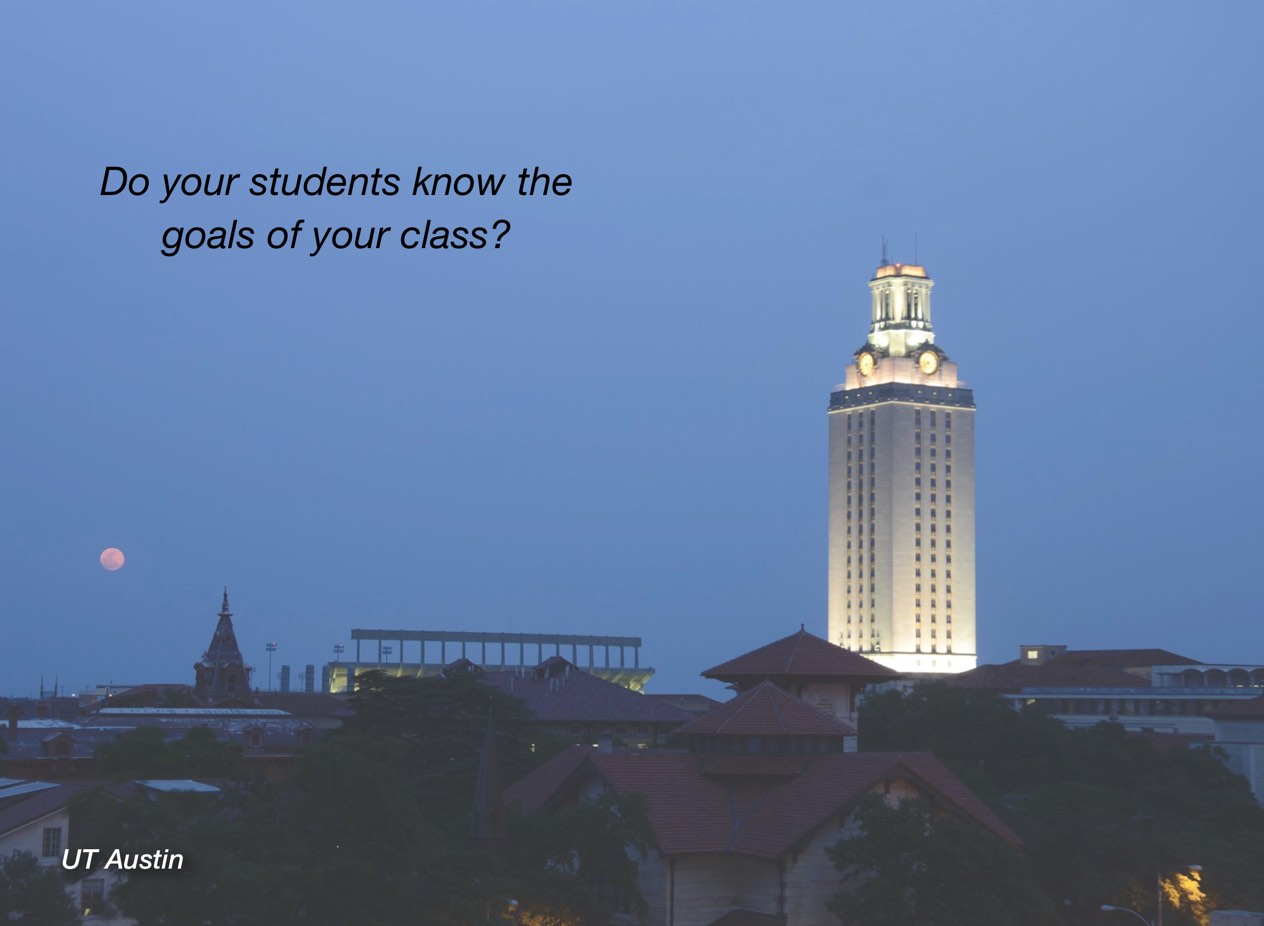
194, 588, 254, 706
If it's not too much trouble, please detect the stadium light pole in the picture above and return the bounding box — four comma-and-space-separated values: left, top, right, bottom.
265, 642, 278, 692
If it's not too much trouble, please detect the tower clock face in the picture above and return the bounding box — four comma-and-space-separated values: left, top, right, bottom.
918, 350, 939, 375
858, 352, 875, 376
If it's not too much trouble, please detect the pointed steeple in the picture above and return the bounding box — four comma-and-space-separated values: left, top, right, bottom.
193, 588, 254, 706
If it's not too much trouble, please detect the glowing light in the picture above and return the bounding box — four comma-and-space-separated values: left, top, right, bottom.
99, 547, 125, 571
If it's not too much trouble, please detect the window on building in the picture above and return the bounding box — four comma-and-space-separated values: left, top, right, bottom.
42, 827, 61, 857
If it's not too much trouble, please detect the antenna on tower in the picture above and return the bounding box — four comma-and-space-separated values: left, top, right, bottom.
880, 235, 889, 267
914, 232, 919, 265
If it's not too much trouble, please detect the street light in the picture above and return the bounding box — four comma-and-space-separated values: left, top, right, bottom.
1101, 905, 1150, 926
265, 642, 278, 692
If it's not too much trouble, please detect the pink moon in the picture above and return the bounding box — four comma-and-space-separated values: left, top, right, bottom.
99, 547, 125, 571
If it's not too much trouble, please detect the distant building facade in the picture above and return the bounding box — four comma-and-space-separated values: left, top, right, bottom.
827, 260, 976, 674
952, 645, 1264, 736
327, 629, 652, 693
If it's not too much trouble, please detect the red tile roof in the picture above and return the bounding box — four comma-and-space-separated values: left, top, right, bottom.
505, 748, 1021, 859
482, 666, 694, 725
677, 682, 857, 737
1050, 649, 1201, 668
702, 628, 899, 683
947, 662, 1148, 690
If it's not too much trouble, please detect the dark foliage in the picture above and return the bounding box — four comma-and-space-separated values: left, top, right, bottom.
0, 851, 79, 926
828, 794, 1062, 926
94, 724, 244, 779
105, 672, 641, 925
858, 683, 1264, 924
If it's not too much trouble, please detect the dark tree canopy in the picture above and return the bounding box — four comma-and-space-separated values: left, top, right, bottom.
104, 671, 641, 926
857, 683, 1264, 924
828, 794, 1062, 926
0, 851, 79, 926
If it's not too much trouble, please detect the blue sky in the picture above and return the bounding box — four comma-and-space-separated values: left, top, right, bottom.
3, 2, 1262, 697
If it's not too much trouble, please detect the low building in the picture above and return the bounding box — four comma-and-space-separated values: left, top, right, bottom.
507, 686, 1017, 926
504, 632, 1017, 926
950, 645, 1264, 736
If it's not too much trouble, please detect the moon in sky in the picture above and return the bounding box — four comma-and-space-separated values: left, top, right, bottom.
99, 547, 125, 571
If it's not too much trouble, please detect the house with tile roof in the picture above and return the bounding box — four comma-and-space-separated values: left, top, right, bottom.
505, 635, 1019, 926
702, 627, 898, 727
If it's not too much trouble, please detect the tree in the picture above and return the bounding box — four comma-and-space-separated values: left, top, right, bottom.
510, 790, 652, 924
828, 794, 1062, 926
858, 683, 1264, 923
0, 851, 78, 926
94, 724, 243, 779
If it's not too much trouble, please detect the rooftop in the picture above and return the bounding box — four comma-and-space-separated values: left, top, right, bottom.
506, 746, 1020, 859
677, 681, 857, 738
702, 627, 898, 684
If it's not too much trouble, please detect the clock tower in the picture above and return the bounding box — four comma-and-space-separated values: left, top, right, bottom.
827, 260, 977, 673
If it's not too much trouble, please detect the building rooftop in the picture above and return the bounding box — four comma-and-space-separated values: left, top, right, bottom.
677, 681, 857, 737
506, 746, 1020, 859
873, 263, 927, 279
948, 662, 1149, 691
481, 660, 694, 726
702, 627, 898, 684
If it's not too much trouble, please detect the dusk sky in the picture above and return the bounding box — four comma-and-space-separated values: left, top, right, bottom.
4, 2, 1262, 698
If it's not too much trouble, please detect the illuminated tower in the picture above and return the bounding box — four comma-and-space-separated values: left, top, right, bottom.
827, 261, 976, 673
